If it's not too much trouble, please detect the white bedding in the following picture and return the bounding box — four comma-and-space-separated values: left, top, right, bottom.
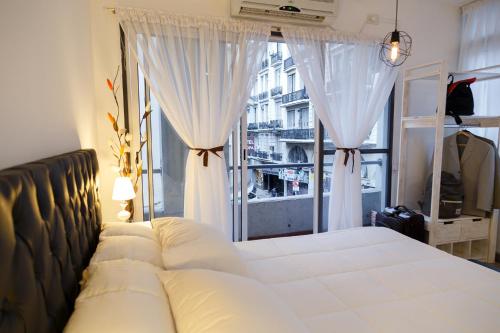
235, 227, 500, 333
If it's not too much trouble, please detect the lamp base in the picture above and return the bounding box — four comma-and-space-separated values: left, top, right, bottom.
117, 201, 131, 222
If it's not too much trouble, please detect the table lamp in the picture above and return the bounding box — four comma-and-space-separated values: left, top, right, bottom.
112, 176, 136, 221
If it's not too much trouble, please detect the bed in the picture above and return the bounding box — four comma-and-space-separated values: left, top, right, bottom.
2, 149, 500, 333
0, 150, 101, 333
236, 227, 500, 333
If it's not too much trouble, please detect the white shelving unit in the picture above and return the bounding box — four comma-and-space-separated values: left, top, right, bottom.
396, 60, 500, 263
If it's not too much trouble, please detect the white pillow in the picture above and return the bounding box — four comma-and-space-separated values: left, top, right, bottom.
80, 259, 165, 299
65, 260, 175, 333
100, 222, 156, 241
157, 269, 308, 333
90, 235, 163, 268
153, 217, 247, 276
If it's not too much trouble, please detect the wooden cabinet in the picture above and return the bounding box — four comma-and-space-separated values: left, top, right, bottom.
424, 215, 493, 261
396, 61, 500, 263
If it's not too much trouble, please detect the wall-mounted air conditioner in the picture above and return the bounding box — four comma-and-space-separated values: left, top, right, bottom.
230, 0, 337, 25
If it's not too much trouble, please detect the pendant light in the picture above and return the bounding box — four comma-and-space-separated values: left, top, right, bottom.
380, 0, 412, 67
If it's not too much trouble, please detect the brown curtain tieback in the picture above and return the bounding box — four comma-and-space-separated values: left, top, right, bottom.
190, 146, 224, 167
338, 148, 358, 173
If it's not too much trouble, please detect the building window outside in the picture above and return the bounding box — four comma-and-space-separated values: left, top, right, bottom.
299, 108, 308, 129
274, 68, 280, 87
288, 146, 308, 163
287, 73, 295, 93
287, 110, 295, 128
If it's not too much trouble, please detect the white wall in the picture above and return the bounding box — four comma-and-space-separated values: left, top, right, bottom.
0, 0, 96, 169
90, 0, 461, 221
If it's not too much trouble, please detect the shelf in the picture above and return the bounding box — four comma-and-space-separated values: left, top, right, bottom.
452, 241, 471, 258
404, 71, 441, 82
450, 70, 500, 83
436, 243, 452, 254
402, 116, 500, 129
471, 239, 489, 260
422, 214, 484, 223
444, 115, 500, 128
403, 64, 500, 83
402, 116, 436, 128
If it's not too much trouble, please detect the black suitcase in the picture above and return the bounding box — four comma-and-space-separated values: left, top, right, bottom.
375, 206, 425, 242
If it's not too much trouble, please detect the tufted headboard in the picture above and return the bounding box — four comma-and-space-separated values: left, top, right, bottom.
0, 149, 101, 333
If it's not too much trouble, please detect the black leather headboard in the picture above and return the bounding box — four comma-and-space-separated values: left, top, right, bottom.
0, 149, 101, 333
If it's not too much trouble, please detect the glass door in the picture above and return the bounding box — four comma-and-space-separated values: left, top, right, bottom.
238, 41, 318, 241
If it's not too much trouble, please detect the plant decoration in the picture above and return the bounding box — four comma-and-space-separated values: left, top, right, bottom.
106, 66, 151, 194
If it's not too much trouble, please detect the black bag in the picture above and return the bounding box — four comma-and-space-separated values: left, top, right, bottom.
375, 206, 425, 242
420, 171, 463, 218
445, 74, 476, 125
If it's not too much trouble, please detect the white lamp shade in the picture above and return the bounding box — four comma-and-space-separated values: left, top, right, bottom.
112, 176, 136, 201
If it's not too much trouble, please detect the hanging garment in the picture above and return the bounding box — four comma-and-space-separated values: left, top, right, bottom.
442, 132, 496, 216
471, 134, 500, 209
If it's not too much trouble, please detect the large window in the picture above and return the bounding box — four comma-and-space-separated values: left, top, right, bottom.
133, 40, 393, 239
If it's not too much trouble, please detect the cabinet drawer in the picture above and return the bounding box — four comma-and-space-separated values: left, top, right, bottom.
461, 218, 489, 240
434, 221, 461, 244
433, 221, 460, 244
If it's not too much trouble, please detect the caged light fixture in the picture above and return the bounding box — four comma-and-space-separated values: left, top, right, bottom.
380, 0, 412, 67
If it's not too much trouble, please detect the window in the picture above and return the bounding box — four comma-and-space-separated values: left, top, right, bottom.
137, 68, 189, 220
287, 73, 295, 93
299, 108, 308, 129
288, 146, 308, 163
133, 40, 393, 240
274, 68, 280, 87
274, 100, 281, 121
287, 110, 295, 128
261, 104, 268, 122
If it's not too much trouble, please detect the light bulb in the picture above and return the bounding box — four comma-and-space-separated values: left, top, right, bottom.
390, 41, 400, 62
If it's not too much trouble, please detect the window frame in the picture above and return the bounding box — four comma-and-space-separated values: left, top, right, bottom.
123, 28, 395, 236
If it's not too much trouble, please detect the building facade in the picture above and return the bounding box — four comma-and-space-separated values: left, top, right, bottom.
246, 43, 315, 199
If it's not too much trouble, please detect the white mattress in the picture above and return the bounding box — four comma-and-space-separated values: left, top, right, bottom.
235, 227, 500, 333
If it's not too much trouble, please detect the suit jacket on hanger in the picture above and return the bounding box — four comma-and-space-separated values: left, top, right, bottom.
442, 132, 496, 217
471, 134, 500, 209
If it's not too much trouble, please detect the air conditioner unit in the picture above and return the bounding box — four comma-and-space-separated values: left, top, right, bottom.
230, 0, 337, 24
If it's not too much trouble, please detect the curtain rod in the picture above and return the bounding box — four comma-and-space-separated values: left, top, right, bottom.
105, 7, 116, 14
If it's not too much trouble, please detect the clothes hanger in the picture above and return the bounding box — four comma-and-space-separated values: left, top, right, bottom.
456, 129, 470, 147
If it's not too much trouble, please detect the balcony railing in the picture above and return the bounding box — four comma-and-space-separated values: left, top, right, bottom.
269, 119, 283, 129
284, 57, 295, 70
249, 95, 258, 103
253, 120, 283, 130
258, 122, 268, 129
282, 88, 308, 104
280, 128, 314, 140
260, 58, 269, 71
270, 51, 282, 65
247, 122, 258, 130
271, 86, 282, 97
258, 91, 269, 100
248, 150, 269, 159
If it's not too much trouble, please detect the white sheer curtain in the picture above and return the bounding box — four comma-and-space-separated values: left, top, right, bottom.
118, 9, 270, 238
282, 27, 397, 231
459, 0, 500, 141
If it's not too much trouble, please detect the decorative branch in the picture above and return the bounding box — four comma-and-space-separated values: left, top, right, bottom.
106, 66, 152, 192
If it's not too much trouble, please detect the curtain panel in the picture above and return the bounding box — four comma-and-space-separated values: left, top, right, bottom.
459, 0, 500, 142
282, 27, 397, 231
118, 8, 270, 238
